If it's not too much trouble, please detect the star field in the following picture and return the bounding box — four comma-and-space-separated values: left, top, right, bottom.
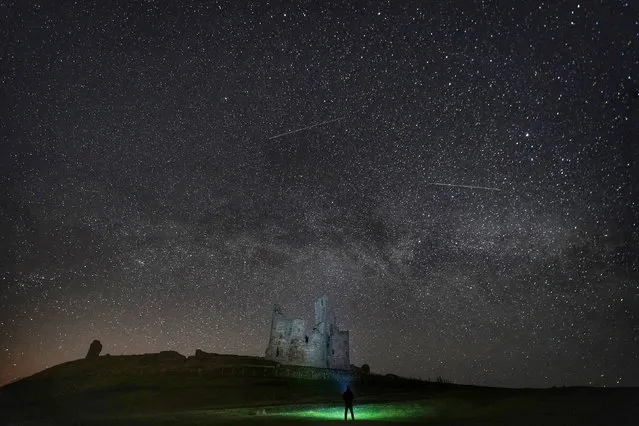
1, 1, 638, 388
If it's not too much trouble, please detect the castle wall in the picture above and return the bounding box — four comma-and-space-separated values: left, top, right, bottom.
287, 318, 307, 364
314, 296, 328, 334
305, 328, 326, 368
265, 306, 293, 362
265, 296, 349, 370
328, 329, 350, 370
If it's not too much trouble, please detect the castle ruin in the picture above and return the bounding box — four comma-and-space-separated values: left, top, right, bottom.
265, 295, 350, 370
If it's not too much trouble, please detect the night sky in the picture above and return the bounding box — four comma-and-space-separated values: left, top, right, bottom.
2, 1, 638, 388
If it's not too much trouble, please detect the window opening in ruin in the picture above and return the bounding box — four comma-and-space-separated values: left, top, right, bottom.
276, 347, 280, 357
305, 336, 308, 343
332, 350, 335, 355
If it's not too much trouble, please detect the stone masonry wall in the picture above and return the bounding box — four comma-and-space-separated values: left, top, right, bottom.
264, 296, 350, 369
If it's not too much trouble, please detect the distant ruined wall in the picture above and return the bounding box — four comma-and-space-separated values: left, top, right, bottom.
287, 318, 307, 364
312, 296, 328, 366
305, 328, 325, 368
273, 364, 358, 381
264, 296, 350, 369
314, 296, 328, 334
328, 329, 349, 370
265, 305, 291, 362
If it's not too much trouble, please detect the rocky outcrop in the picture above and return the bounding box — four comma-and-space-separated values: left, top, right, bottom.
85, 340, 102, 359
156, 351, 185, 361
194, 349, 220, 359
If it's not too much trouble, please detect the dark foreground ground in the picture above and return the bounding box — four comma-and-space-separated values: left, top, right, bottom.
3, 383, 637, 426
1, 356, 637, 425
74, 387, 637, 426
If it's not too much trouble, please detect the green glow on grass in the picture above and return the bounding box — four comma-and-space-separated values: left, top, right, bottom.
269, 403, 434, 422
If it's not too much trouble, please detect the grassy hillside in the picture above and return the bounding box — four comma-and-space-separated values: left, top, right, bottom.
1, 353, 637, 425
0, 352, 431, 422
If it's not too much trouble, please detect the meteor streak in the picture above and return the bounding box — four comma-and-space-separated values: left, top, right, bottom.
430, 182, 501, 191
268, 117, 345, 140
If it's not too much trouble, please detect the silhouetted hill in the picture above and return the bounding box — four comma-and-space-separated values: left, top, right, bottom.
0, 351, 430, 421
1, 352, 637, 425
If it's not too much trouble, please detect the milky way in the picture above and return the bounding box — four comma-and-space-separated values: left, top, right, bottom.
1, 1, 638, 387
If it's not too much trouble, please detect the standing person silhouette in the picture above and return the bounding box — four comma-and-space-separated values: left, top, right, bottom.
342, 385, 355, 421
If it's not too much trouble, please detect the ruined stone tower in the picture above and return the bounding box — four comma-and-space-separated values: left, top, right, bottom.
265, 296, 350, 369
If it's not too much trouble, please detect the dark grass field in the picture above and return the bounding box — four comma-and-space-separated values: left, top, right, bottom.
2, 356, 637, 425
73, 388, 638, 426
